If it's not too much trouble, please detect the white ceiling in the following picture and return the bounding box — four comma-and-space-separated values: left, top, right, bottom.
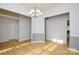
19, 3, 61, 12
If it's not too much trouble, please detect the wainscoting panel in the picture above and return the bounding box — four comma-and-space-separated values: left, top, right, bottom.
70, 36, 79, 51
31, 33, 45, 43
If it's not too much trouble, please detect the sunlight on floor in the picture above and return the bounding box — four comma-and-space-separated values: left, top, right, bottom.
52, 38, 64, 44
0, 43, 30, 53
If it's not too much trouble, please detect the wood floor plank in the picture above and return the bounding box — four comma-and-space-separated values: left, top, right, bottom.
0, 40, 79, 55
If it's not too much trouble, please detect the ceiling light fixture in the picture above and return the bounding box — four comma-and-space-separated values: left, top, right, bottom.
28, 4, 42, 17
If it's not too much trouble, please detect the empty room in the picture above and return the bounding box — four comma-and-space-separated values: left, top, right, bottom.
0, 3, 79, 55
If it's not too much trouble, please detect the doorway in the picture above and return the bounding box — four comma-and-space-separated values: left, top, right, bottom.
45, 13, 70, 47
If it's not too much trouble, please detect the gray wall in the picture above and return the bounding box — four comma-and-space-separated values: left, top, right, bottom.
32, 33, 45, 42
70, 36, 79, 50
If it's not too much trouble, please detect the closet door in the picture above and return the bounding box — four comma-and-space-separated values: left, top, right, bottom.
46, 14, 69, 43
0, 16, 18, 42
8, 19, 18, 40
0, 17, 9, 42
18, 15, 31, 41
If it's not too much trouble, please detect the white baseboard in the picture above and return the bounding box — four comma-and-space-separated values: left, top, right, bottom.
69, 48, 79, 53
0, 40, 10, 43
0, 39, 17, 43
31, 41, 45, 43
19, 39, 25, 41
19, 39, 30, 41
47, 39, 66, 44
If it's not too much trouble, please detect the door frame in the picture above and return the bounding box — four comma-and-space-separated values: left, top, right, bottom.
45, 13, 70, 47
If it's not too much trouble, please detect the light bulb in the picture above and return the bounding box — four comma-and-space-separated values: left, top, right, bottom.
31, 9, 34, 12
28, 12, 32, 14
39, 12, 42, 15
36, 9, 40, 13
28, 9, 42, 17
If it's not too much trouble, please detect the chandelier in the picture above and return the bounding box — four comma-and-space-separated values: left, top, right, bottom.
28, 9, 42, 17
28, 4, 42, 17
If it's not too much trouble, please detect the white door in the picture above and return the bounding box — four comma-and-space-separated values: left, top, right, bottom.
46, 14, 69, 43
0, 15, 18, 42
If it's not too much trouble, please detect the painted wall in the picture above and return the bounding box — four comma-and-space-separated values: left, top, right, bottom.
69, 4, 79, 50
44, 3, 79, 37
31, 16, 45, 42
32, 16, 45, 33
0, 3, 30, 16
44, 4, 70, 17
0, 14, 18, 42
46, 14, 68, 42
18, 15, 31, 41
44, 4, 79, 50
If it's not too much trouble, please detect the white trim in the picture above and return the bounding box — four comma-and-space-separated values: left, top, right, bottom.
0, 14, 18, 20
68, 48, 79, 53
31, 41, 45, 43
48, 39, 66, 44
0, 40, 10, 43
18, 39, 30, 42
0, 39, 18, 43
71, 35, 79, 37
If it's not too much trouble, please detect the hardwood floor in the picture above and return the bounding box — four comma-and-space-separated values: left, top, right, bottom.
0, 39, 79, 55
